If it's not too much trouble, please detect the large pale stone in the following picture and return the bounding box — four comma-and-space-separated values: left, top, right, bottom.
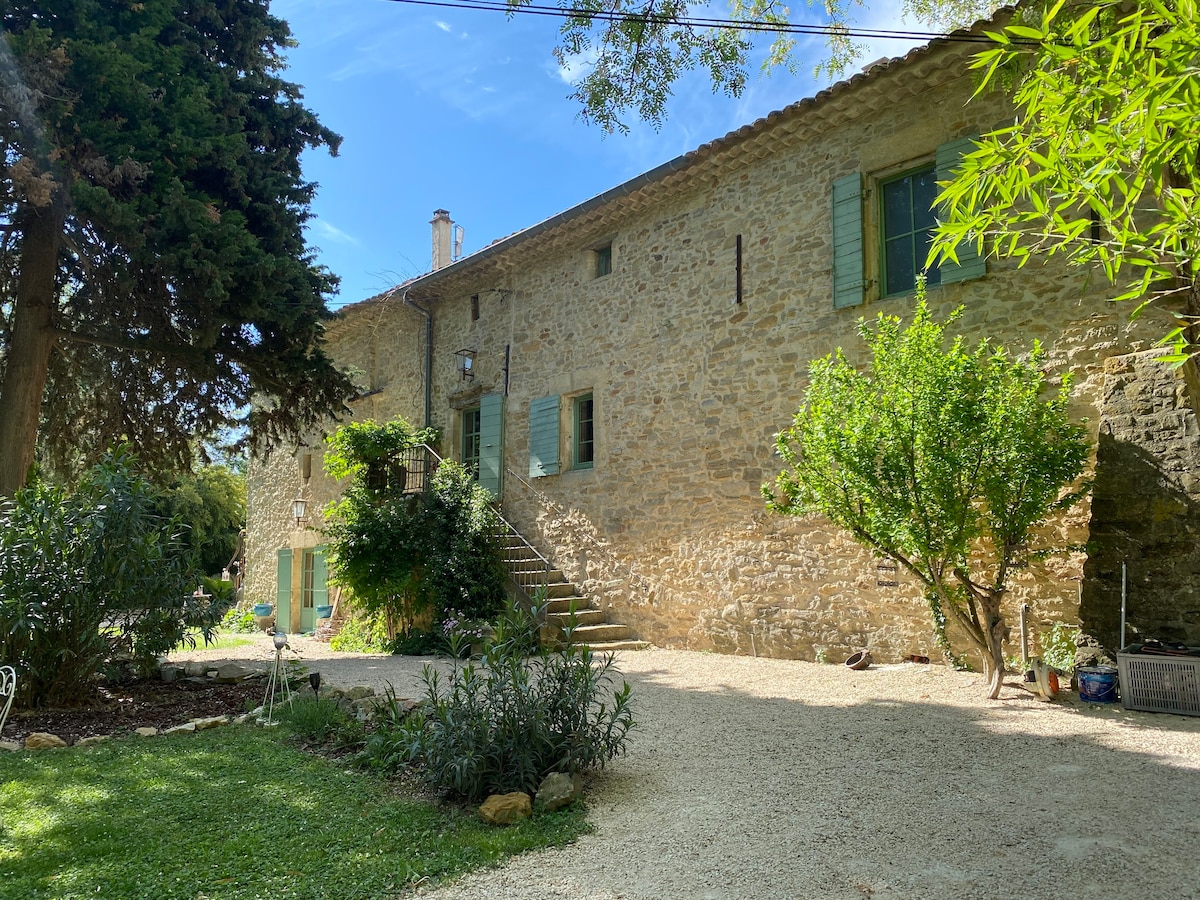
213, 663, 257, 684
535, 772, 583, 812
1, 740, 22, 751
162, 722, 197, 735
24, 732, 67, 750
135, 727, 158, 737
191, 716, 228, 730
183, 662, 207, 678
76, 735, 110, 748
478, 792, 532, 826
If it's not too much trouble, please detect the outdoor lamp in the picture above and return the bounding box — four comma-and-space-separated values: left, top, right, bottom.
454, 348, 476, 380
291, 495, 307, 527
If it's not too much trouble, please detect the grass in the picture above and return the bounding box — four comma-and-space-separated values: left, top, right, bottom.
0, 727, 590, 899
176, 629, 256, 653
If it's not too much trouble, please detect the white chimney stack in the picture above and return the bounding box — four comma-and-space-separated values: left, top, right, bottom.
431, 209, 453, 271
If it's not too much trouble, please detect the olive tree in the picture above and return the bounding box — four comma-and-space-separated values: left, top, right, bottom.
764, 299, 1089, 698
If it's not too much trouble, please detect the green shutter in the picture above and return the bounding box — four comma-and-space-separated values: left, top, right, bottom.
831, 173, 865, 309
312, 547, 329, 608
275, 548, 292, 628
479, 393, 504, 498
529, 395, 560, 478
936, 136, 986, 284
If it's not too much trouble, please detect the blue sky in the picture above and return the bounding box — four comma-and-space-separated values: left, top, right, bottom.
273, 0, 926, 307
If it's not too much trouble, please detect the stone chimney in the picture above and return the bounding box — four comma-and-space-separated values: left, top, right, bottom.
431, 209, 453, 271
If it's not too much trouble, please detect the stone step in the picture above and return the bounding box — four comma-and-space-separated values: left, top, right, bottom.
506, 568, 566, 584
563, 623, 633, 643
571, 640, 653, 652
543, 597, 592, 615
546, 609, 608, 628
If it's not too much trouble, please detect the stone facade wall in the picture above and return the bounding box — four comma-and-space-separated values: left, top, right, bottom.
243, 297, 427, 610
1081, 351, 1200, 648
246, 45, 1183, 666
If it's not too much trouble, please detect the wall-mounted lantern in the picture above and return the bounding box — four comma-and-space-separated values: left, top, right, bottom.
876, 558, 898, 587
291, 495, 308, 528
454, 348, 476, 381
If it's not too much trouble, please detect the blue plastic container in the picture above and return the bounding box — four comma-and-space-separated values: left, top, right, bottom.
1078, 665, 1119, 703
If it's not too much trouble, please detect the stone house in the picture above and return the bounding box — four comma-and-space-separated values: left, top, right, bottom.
245, 19, 1200, 660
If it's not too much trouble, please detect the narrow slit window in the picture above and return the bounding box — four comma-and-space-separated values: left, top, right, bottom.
594, 244, 612, 278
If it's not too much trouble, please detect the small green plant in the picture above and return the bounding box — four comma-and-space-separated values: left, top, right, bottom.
1039, 623, 1080, 674
222, 606, 258, 634
330, 609, 391, 653
279, 695, 364, 746
366, 600, 635, 802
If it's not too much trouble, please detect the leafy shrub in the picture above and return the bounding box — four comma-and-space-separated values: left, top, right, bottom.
323, 419, 507, 637
279, 696, 364, 747
389, 628, 443, 656
0, 449, 221, 707
1039, 623, 1079, 673
221, 606, 258, 634
366, 601, 635, 801
330, 609, 391, 653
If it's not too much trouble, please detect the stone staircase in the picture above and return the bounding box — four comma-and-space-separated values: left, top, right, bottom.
496, 532, 650, 653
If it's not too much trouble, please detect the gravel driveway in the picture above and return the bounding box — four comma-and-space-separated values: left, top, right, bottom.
175, 639, 1200, 899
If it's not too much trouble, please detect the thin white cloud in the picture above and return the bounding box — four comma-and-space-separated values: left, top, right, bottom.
554, 48, 598, 86
435, 20, 452, 32
309, 220, 360, 246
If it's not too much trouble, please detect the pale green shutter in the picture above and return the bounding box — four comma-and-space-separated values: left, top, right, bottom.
936, 136, 986, 284
275, 548, 292, 627
831, 173, 865, 309
529, 395, 560, 478
312, 547, 329, 608
479, 393, 504, 498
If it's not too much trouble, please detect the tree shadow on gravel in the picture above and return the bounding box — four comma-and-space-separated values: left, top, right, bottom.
582, 664, 1200, 900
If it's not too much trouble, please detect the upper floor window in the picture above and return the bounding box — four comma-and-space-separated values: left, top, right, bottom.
881, 165, 942, 297
594, 244, 613, 278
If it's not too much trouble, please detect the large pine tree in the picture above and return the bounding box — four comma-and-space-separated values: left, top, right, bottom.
0, 0, 354, 493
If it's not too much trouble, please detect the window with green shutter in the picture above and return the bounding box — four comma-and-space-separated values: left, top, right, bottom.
478, 394, 503, 498
831, 173, 865, 309
462, 405, 481, 476
529, 395, 560, 478
573, 393, 594, 470
880, 164, 941, 297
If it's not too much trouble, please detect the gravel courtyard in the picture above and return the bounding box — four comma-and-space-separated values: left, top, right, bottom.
175, 639, 1200, 899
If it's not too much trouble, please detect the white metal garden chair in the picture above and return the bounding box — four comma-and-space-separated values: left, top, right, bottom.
0, 666, 15, 736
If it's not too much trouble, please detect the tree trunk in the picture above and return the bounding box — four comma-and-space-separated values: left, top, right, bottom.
981, 594, 1008, 700
0, 197, 65, 497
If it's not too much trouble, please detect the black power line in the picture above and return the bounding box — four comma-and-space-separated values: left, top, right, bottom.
380, 0, 1021, 45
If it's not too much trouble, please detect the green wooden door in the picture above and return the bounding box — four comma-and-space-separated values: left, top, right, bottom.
275, 548, 292, 633
299, 547, 328, 633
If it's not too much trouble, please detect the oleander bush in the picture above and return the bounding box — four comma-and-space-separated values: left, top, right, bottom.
366, 601, 635, 801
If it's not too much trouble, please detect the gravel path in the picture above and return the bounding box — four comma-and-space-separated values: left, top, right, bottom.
174, 639, 1200, 899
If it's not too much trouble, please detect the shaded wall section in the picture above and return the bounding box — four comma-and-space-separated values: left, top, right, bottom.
1082, 351, 1200, 648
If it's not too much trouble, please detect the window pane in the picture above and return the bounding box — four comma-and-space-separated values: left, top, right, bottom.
918, 227, 942, 286
885, 236, 915, 296
882, 178, 912, 236
913, 168, 939, 231
462, 407, 481, 476
574, 394, 594, 468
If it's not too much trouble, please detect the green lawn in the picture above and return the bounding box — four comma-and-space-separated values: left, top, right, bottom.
177, 630, 256, 653
0, 728, 589, 899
